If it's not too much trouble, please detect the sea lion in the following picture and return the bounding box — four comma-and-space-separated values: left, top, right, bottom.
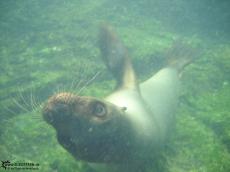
42, 25, 194, 171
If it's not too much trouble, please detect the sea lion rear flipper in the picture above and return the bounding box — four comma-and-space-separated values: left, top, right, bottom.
99, 24, 137, 90
164, 40, 202, 73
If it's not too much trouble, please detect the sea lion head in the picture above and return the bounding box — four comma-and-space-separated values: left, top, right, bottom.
42, 92, 133, 163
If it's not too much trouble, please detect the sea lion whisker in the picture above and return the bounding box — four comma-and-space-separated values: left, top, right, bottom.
31, 115, 42, 119
0, 117, 11, 125
53, 84, 64, 95
4, 106, 17, 116
64, 83, 70, 93
12, 97, 30, 113
31, 92, 43, 112
69, 69, 85, 92
28, 103, 43, 121
31, 114, 44, 122
33, 99, 42, 111
68, 63, 87, 93
13, 87, 38, 113
30, 109, 42, 118
31, 117, 42, 122
37, 102, 43, 110
74, 79, 85, 94
17, 87, 31, 110
69, 78, 76, 92
58, 84, 63, 94
36, 98, 43, 109
73, 63, 93, 93
30, 89, 39, 111
73, 67, 88, 92
35, 120, 45, 125
32, 99, 42, 112
54, 86, 59, 95
77, 71, 101, 95
73, 80, 83, 93
60, 84, 66, 93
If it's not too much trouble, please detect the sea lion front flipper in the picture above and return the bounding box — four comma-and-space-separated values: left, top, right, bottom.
99, 24, 137, 90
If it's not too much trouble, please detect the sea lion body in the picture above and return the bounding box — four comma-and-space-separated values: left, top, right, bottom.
43, 25, 192, 172
106, 67, 179, 141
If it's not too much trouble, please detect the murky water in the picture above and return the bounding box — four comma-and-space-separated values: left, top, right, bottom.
0, 0, 229, 172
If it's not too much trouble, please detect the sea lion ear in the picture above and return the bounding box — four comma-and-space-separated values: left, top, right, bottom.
99, 24, 137, 91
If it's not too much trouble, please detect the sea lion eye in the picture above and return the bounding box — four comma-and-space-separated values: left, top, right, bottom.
93, 103, 106, 117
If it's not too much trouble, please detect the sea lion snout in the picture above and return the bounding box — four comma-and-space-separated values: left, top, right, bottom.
42, 92, 76, 124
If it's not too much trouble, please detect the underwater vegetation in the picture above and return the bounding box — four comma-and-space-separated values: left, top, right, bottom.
0, 0, 229, 172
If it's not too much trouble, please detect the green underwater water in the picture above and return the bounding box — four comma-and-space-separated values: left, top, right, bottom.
0, 0, 230, 172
